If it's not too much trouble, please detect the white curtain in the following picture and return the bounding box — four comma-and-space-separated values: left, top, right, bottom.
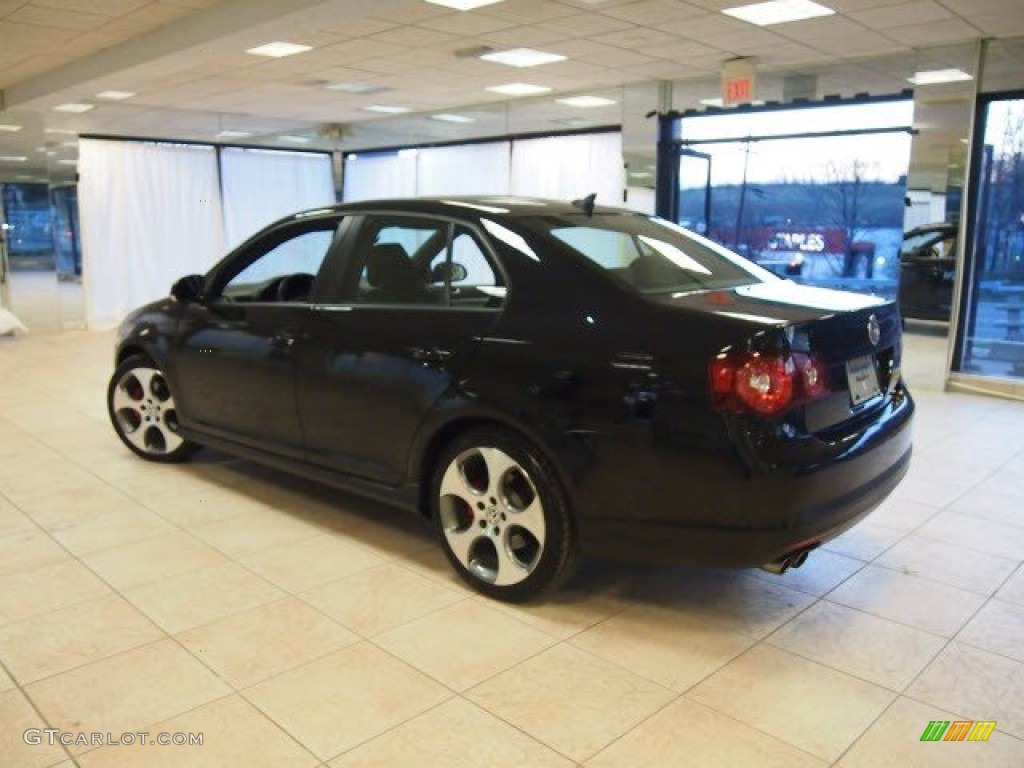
220, 148, 335, 249
343, 152, 417, 201
416, 143, 511, 196
78, 139, 224, 329
511, 132, 623, 206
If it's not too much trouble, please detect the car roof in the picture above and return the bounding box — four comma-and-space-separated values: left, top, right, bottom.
281, 196, 632, 223
904, 222, 957, 238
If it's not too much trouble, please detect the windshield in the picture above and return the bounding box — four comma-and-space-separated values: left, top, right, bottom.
901, 230, 952, 257
528, 213, 777, 295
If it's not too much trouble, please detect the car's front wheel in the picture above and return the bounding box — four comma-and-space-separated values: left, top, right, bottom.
432, 427, 575, 602
108, 355, 198, 462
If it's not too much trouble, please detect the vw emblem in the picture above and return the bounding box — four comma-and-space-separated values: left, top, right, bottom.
867, 314, 881, 346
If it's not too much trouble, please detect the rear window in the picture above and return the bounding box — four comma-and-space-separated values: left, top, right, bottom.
531, 213, 777, 295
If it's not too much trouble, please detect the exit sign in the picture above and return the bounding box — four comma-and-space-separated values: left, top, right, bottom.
722, 57, 757, 106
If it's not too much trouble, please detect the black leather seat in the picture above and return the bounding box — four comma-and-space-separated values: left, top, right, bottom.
363, 243, 437, 304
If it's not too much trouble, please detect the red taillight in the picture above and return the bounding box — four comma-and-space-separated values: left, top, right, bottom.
710, 350, 828, 416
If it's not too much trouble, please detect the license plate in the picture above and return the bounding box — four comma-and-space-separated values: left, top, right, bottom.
846, 355, 881, 406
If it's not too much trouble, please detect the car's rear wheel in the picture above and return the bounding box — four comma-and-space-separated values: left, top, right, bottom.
432, 427, 575, 602
108, 355, 198, 463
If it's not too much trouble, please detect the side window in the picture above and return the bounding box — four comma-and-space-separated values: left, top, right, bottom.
223, 225, 338, 303
429, 226, 505, 308
349, 216, 446, 306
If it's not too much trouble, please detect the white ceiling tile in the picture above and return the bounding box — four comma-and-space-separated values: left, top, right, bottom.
592, 26, 685, 49
476, 0, 582, 24
883, 17, 982, 46
576, 46, 655, 67
366, 24, 462, 48
10, 4, 110, 31
478, 24, 569, 47
538, 10, 634, 36
415, 11, 516, 35
603, 0, 708, 23
30, 0, 151, 16
967, 12, 1024, 38
848, 1, 954, 30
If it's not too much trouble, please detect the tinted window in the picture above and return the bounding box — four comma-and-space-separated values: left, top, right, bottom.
223, 224, 339, 302
338, 216, 504, 308
531, 213, 777, 295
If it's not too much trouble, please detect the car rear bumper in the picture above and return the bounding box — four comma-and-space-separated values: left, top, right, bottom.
578, 391, 914, 567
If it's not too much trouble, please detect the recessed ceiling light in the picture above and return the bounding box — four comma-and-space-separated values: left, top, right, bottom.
430, 113, 476, 123
217, 130, 253, 139
700, 97, 724, 107
245, 41, 313, 58
480, 48, 567, 68
96, 90, 135, 100
0, 124, 22, 132
279, 135, 311, 143
0, 156, 28, 163
45, 128, 77, 135
723, 0, 834, 26
557, 95, 617, 108
61, 141, 78, 148
325, 81, 390, 95
52, 103, 94, 113
486, 83, 551, 96
58, 159, 77, 166
425, 0, 504, 10
362, 105, 411, 114
908, 68, 973, 86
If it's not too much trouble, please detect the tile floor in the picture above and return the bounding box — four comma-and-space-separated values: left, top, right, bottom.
0, 328, 1023, 767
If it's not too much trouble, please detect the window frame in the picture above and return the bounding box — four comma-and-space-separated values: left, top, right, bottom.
319, 210, 510, 312
205, 215, 348, 306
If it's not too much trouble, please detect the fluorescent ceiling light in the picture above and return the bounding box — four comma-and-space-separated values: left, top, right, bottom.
217, 130, 253, 139
326, 81, 389, 94
58, 159, 77, 166
61, 141, 78, 148
700, 97, 724, 107
52, 103, 94, 113
486, 83, 551, 96
0, 124, 22, 132
723, 0, 834, 26
480, 48, 566, 68
96, 90, 135, 100
279, 135, 311, 143
908, 68, 973, 86
557, 95, 616, 108
245, 41, 313, 58
0, 156, 28, 163
425, 0, 504, 10
362, 105, 410, 114
45, 128, 77, 135
430, 113, 476, 123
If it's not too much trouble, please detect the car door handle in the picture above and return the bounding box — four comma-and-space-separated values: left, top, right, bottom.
409, 346, 453, 364
270, 331, 297, 351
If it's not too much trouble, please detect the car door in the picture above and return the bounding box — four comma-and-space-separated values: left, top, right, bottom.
294, 212, 505, 485
173, 216, 345, 455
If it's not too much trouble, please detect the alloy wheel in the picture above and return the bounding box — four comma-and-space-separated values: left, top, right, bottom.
111, 365, 184, 456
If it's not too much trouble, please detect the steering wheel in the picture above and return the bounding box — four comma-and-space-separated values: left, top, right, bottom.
275, 273, 315, 302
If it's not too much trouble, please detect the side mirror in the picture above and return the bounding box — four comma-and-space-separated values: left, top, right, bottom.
171, 274, 204, 303
431, 261, 469, 284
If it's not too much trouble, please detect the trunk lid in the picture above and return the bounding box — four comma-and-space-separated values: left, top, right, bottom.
654, 280, 903, 432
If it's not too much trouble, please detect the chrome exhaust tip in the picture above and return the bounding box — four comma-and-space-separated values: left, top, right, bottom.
761, 549, 811, 575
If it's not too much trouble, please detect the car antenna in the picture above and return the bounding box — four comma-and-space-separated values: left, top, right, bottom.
571, 193, 596, 217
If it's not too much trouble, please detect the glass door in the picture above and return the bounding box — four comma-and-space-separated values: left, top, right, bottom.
677, 148, 711, 235
956, 93, 1024, 379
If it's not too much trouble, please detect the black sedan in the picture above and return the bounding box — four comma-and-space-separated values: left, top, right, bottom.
898, 222, 958, 322
108, 197, 913, 602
